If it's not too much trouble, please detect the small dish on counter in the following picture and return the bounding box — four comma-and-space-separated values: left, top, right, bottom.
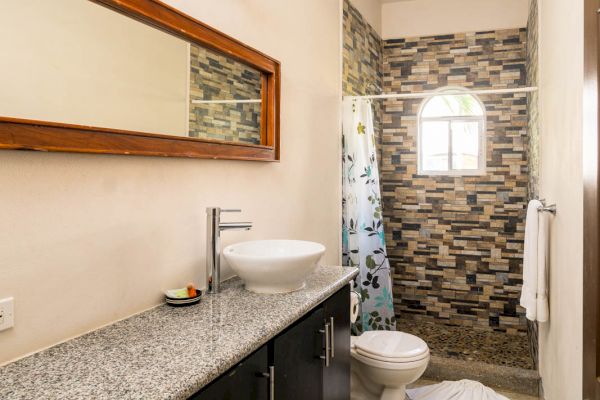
164, 287, 202, 307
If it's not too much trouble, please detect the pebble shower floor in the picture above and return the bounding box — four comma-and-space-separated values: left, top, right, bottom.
397, 318, 534, 370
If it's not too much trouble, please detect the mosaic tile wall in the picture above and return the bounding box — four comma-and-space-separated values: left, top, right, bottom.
381, 29, 529, 334
527, 1, 540, 201
526, 0, 540, 368
342, 0, 383, 145
189, 44, 262, 144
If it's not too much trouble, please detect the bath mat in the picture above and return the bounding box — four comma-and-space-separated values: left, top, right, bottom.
407, 379, 510, 400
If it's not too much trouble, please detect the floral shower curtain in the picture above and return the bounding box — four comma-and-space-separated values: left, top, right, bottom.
342, 98, 396, 332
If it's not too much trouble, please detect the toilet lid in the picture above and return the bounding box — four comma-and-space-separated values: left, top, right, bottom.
353, 331, 429, 362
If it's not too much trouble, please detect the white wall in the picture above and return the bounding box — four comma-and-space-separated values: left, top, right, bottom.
0, 0, 342, 364
537, 0, 584, 398
350, 0, 382, 36
381, 0, 529, 39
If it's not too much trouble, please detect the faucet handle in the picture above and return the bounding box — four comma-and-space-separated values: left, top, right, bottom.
221, 208, 242, 213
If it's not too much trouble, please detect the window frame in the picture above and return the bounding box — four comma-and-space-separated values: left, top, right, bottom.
417, 88, 487, 176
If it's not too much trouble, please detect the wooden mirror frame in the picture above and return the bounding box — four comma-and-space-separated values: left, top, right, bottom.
0, 0, 280, 161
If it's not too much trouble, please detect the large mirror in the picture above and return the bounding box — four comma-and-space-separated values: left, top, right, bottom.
0, 0, 280, 161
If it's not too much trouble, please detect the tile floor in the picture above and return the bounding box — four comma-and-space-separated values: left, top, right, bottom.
397, 318, 535, 369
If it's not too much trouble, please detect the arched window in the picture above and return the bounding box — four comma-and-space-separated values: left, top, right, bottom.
418, 89, 486, 175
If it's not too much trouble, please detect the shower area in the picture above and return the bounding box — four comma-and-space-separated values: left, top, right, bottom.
343, 0, 540, 395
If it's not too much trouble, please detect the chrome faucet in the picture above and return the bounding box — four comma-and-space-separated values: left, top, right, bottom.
206, 207, 252, 294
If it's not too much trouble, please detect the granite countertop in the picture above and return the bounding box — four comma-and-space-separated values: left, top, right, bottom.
0, 266, 358, 400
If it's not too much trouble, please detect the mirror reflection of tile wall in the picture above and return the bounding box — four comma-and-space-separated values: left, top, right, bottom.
2, 0, 265, 146
189, 44, 262, 144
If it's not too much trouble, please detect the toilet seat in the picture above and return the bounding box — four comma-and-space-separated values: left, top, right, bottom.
351, 348, 429, 370
354, 347, 430, 363
353, 331, 429, 360
351, 331, 430, 366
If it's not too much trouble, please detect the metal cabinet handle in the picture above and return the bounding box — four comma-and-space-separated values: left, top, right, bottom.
221, 208, 241, 212
329, 317, 335, 359
259, 366, 275, 400
319, 322, 331, 367
268, 366, 274, 400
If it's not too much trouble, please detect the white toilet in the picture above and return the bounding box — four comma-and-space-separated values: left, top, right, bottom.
350, 330, 430, 400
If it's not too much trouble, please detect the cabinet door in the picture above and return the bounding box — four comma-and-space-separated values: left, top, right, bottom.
323, 285, 351, 400
274, 307, 325, 400
191, 345, 269, 400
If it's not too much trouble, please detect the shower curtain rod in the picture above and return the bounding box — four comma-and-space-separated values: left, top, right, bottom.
191, 99, 261, 104
344, 86, 538, 100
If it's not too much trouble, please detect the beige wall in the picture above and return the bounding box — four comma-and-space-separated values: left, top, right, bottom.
349, 0, 382, 36
0, 0, 189, 136
381, 0, 528, 39
537, 0, 584, 398
0, 0, 342, 364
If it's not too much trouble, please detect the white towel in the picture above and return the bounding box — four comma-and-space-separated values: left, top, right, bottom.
520, 199, 549, 322
407, 380, 510, 400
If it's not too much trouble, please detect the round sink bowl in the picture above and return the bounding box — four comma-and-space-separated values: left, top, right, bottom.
223, 240, 326, 294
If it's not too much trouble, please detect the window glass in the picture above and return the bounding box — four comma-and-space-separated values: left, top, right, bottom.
418, 90, 485, 175
451, 121, 480, 170
421, 94, 484, 118
421, 121, 449, 171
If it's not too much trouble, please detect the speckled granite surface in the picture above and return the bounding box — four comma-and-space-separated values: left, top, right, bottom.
0, 266, 358, 400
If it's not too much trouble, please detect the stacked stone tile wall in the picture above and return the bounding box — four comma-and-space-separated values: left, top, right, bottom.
526, 0, 540, 367
381, 29, 529, 334
189, 44, 262, 144
342, 0, 383, 144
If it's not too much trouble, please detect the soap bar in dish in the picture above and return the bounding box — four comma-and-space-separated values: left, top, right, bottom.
164, 287, 202, 307
165, 288, 190, 299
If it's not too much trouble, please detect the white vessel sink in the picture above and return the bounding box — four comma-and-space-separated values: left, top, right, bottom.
223, 240, 326, 294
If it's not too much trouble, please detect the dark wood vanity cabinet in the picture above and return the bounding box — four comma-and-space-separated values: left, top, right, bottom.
322, 285, 351, 400
274, 307, 326, 399
190, 345, 269, 400
192, 285, 350, 400
274, 285, 350, 400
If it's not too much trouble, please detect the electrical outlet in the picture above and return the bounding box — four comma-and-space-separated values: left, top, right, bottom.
0, 297, 14, 331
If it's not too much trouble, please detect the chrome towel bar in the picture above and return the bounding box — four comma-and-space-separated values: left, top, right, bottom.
536, 199, 557, 214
